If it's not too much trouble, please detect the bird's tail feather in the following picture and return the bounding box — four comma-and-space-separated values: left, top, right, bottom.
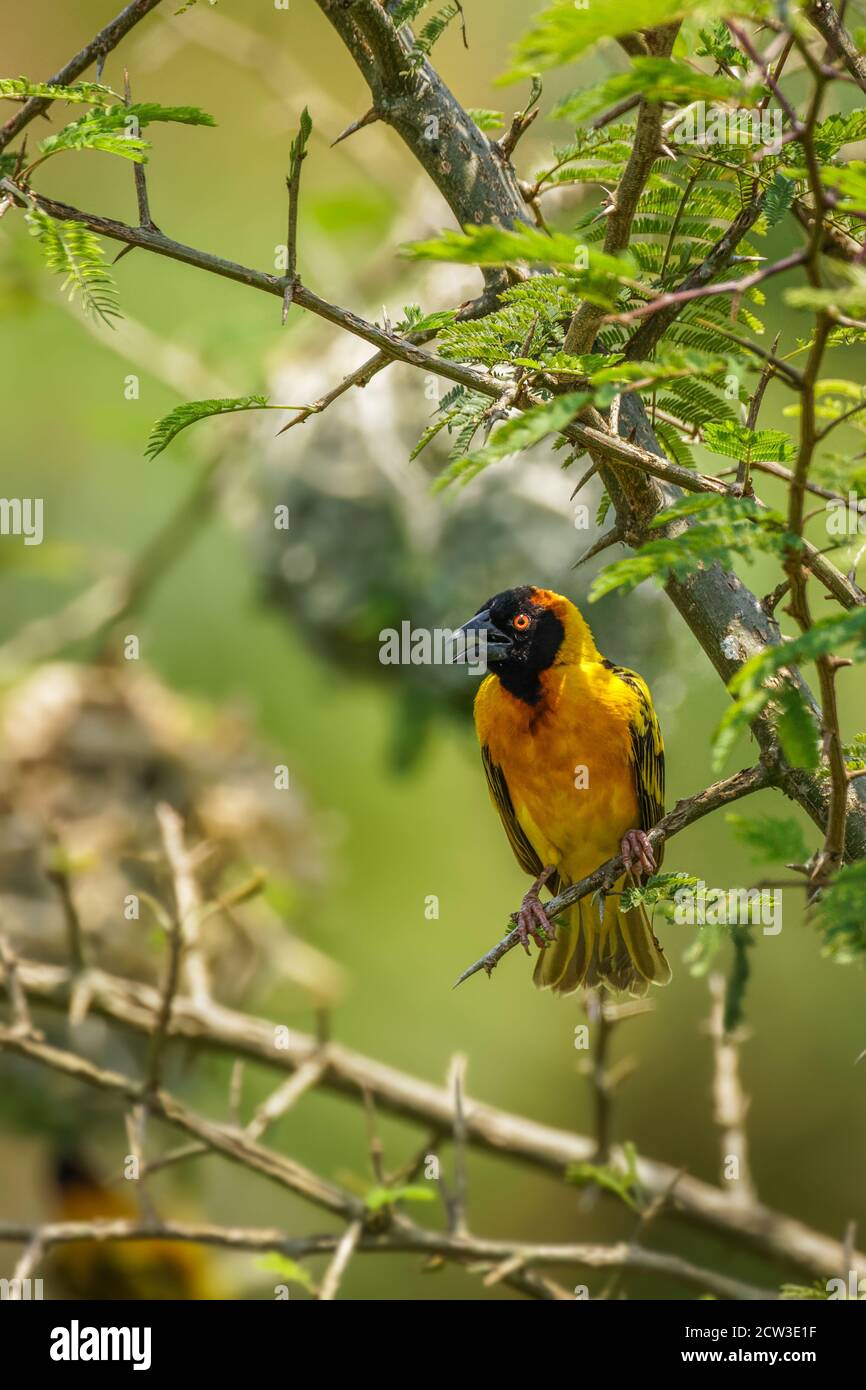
532, 877, 671, 997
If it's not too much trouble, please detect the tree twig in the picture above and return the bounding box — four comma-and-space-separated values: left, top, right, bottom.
2, 949, 858, 1280
0, 1215, 774, 1301
706, 974, 757, 1206
0, 0, 166, 153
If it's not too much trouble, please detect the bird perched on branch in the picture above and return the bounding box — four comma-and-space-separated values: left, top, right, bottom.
458, 586, 670, 996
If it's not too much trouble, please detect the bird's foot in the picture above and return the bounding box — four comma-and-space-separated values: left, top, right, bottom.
620, 828, 656, 880
511, 865, 557, 955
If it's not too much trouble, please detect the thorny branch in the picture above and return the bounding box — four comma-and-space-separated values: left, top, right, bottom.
0, 0, 165, 153
2, 936, 863, 1288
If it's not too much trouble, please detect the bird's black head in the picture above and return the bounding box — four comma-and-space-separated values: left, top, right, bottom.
53, 1149, 95, 1191
457, 586, 566, 703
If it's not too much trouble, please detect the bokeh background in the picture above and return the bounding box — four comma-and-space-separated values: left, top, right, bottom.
0, 0, 864, 1300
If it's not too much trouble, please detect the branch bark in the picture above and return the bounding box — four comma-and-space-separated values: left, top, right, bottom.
806, 1, 866, 94
2, 953, 861, 1282
0, 1215, 774, 1301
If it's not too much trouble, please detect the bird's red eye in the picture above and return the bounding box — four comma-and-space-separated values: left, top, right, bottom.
513, 613, 531, 631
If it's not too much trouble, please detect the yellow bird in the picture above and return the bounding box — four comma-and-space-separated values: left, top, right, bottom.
49, 1151, 225, 1300
459, 586, 670, 996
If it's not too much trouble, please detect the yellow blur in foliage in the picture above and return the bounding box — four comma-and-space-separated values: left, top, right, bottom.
49, 1153, 225, 1301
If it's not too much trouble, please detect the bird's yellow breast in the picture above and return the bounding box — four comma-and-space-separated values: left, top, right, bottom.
474, 660, 640, 880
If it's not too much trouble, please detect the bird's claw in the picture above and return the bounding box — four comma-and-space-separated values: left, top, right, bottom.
620, 828, 656, 880
512, 893, 556, 955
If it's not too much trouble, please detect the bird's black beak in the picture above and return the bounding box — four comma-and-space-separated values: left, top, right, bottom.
451, 607, 512, 664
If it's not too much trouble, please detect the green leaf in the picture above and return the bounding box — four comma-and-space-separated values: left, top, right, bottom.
785, 264, 866, 316
776, 685, 821, 771
145, 395, 268, 458
257, 1253, 316, 1292
683, 923, 724, 978
506, 0, 727, 79
695, 20, 741, 68
843, 732, 866, 772
596, 489, 612, 527
26, 208, 120, 326
39, 117, 148, 163
118, 102, 216, 127
396, 305, 456, 336
404, 225, 636, 297
780, 1282, 830, 1301
818, 160, 866, 212
434, 391, 590, 491
290, 105, 312, 163
409, 406, 461, 460
815, 859, 866, 961
591, 496, 787, 600
38, 103, 215, 163
404, 222, 591, 268
763, 172, 795, 228
725, 813, 809, 864
406, 3, 464, 68
811, 110, 866, 162
566, 1141, 642, 1212
553, 56, 758, 125
702, 421, 795, 464
713, 607, 866, 770
620, 871, 698, 912
391, 0, 431, 24
0, 76, 118, 105
655, 419, 697, 471
467, 108, 504, 132
364, 1184, 436, 1212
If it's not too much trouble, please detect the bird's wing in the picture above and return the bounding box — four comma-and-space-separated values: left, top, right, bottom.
605, 663, 665, 836
481, 743, 547, 879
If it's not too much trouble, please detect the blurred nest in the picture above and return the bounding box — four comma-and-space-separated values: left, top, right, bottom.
0, 661, 343, 1007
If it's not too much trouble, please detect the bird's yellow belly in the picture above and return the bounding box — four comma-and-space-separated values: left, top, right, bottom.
481, 681, 640, 882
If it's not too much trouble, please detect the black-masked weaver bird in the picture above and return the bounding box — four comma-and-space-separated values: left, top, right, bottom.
48, 1150, 224, 1300
458, 586, 670, 996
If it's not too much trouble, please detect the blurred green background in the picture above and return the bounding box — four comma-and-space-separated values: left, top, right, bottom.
0, 0, 864, 1300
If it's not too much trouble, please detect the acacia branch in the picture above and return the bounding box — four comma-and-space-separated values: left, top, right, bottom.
625, 195, 768, 360
563, 22, 680, 355
0, 1215, 774, 1301
2, 950, 860, 1282
4, 187, 740, 499
806, 1, 866, 94
610, 252, 808, 330
0, 0, 165, 153
0, 1026, 363, 1220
